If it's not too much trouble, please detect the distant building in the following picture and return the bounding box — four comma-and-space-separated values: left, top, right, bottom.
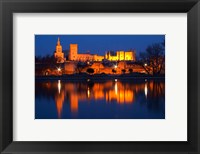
67, 40, 136, 62
69, 44, 78, 61
35, 38, 142, 76
64, 61, 77, 74
68, 44, 104, 61
54, 38, 136, 62
105, 51, 136, 61
90, 62, 105, 74
93, 54, 105, 61
54, 37, 66, 63
77, 53, 94, 61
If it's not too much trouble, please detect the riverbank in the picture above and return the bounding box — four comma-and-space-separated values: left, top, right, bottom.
35, 73, 165, 82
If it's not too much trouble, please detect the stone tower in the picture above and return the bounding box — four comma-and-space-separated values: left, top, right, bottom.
69, 44, 78, 61
54, 37, 65, 63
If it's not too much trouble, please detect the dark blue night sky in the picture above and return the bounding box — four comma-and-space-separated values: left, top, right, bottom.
35, 35, 165, 57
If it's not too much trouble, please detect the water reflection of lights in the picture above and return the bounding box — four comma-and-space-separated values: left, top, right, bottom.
58, 80, 61, 94
114, 82, 118, 94
37, 80, 165, 118
87, 87, 90, 97
37, 80, 165, 119
144, 83, 148, 98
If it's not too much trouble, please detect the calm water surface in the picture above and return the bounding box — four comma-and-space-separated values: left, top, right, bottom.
35, 79, 165, 119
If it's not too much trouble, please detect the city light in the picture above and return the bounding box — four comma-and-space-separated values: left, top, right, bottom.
57, 67, 61, 72
144, 82, 148, 98
114, 82, 118, 94
58, 80, 61, 94
87, 87, 90, 97
35, 35, 166, 119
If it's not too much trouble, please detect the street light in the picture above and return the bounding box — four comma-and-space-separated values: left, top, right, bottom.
57, 67, 61, 72
114, 65, 117, 69
144, 63, 147, 66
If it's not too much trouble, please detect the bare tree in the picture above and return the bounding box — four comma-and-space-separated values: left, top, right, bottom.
139, 42, 165, 76
112, 69, 116, 74
121, 69, 126, 74
129, 68, 133, 74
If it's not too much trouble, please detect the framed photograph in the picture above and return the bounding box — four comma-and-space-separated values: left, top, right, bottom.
0, 0, 200, 153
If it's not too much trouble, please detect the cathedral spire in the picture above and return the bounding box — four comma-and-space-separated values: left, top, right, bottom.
57, 37, 60, 46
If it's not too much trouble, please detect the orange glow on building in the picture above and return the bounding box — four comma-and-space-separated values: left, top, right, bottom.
54, 37, 65, 63
54, 38, 137, 62
90, 62, 105, 74
77, 53, 94, 61
44, 38, 149, 75
69, 44, 78, 61
68, 44, 105, 62
105, 51, 136, 61
94, 54, 104, 61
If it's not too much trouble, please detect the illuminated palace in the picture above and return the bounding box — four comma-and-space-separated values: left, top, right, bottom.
54, 37, 136, 62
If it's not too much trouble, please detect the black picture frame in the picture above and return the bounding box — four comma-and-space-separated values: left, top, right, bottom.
0, 0, 200, 153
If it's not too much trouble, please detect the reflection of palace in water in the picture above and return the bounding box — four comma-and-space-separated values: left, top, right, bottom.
36, 80, 165, 118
